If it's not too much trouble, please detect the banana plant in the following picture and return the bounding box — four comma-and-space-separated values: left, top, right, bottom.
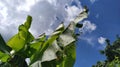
0, 7, 88, 67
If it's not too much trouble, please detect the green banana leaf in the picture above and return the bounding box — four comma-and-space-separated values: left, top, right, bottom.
30, 23, 64, 65
7, 16, 34, 51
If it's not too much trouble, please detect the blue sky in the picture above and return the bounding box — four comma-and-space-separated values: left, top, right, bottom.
0, 0, 120, 67
74, 0, 120, 67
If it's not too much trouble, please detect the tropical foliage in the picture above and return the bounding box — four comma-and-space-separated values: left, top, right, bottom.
0, 7, 88, 67
92, 37, 120, 67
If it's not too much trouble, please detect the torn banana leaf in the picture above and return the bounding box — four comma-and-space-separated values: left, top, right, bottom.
56, 7, 88, 67
30, 6, 88, 67
74, 7, 88, 24
30, 23, 64, 65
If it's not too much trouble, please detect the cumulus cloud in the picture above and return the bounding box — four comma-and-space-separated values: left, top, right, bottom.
98, 37, 106, 45
79, 20, 96, 33
78, 20, 97, 45
0, 0, 83, 40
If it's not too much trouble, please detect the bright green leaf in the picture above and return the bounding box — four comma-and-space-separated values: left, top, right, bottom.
30, 23, 64, 65
24, 15, 32, 30
0, 51, 10, 62
30, 33, 46, 51
7, 15, 34, 51
7, 33, 26, 51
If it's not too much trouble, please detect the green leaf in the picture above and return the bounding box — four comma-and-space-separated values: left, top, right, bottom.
64, 44, 76, 67
7, 15, 34, 51
30, 59, 57, 67
8, 55, 28, 67
57, 43, 76, 67
0, 34, 11, 53
26, 32, 34, 44
0, 34, 11, 63
56, 22, 77, 67
18, 24, 27, 32
24, 15, 32, 30
41, 40, 61, 62
30, 33, 46, 51
0, 51, 10, 62
30, 60, 41, 67
0, 62, 12, 67
7, 33, 26, 51
41, 59, 56, 67
30, 23, 64, 65
23, 33, 46, 58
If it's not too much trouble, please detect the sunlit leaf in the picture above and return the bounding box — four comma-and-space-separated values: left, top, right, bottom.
74, 7, 88, 24
30, 33, 46, 51
57, 22, 75, 47
41, 40, 60, 62
24, 15, 32, 30
7, 33, 26, 51
7, 15, 34, 51
30, 23, 64, 65
0, 51, 10, 62
0, 8, 88, 66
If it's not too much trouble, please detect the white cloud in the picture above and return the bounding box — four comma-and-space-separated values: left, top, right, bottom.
79, 20, 96, 33
78, 21, 97, 46
90, 0, 99, 4
17, 0, 36, 12
0, 0, 83, 40
90, 0, 95, 3
80, 36, 95, 46
65, 5, 82, 23
98, 37, 106, 45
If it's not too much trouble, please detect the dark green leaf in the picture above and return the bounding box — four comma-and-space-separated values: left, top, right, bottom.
0, 62, 12, 67
57, 43, 76, 67
0, 34, 11, 53
41, 59, 56, 67
9, 55, 28, 67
